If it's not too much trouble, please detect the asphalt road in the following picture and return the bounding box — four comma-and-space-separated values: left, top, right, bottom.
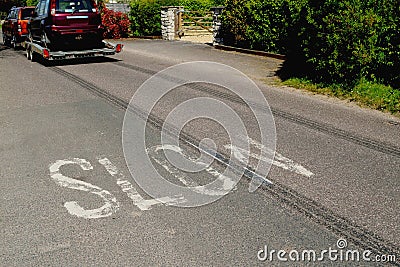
0, 38, 399, 266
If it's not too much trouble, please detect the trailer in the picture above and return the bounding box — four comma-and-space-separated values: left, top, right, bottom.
24, 40, 123, 61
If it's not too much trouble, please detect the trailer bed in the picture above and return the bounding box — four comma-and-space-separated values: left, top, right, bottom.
24, 40, 122, 61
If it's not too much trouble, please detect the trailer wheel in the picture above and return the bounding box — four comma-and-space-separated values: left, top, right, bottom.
31, 51, 37, 62
26, 47, 36, 62
12, 36, 17, 50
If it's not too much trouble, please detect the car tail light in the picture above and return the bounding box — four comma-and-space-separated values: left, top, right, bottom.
43, 49, 50, 59
18, 23, 22, 32
115, 44, 123, 53
50, 0, 56, 15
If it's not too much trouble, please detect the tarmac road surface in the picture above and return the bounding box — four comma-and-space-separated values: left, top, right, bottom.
0, 38, 399, 266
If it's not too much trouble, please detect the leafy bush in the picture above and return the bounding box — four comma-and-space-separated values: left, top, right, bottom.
298, 0, 400, 88
221, 0, 305, 53
101, 5, 131, 39
179, 0, 220, 10
129, 0, 172, 36
221, 0, 400, 89
26, 0, 39, 7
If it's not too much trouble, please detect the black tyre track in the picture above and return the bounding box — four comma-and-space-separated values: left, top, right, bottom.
112, 61, 400, 158
49, 65, 400, 265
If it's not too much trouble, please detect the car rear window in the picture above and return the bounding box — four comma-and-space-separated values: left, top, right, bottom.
21, 8, 35, 19
56, 0, 94, 13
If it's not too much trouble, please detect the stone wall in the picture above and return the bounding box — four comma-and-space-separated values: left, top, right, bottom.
210, 7, 224, 45
161, 6, 183, 41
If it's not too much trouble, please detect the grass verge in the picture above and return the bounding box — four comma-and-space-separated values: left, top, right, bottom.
281, 78, 400, 116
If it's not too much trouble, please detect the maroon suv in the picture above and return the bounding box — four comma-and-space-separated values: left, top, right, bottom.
2, 6, 35, 48
28, 0, 103, 51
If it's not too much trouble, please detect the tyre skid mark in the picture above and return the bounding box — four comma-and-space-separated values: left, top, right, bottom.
46, 64, 400, 264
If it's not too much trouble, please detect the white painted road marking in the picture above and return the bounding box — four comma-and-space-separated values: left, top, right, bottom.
49, 158, 119, 219
98, 157, 186, 210
228, 136, 314, 178
148, 145, 237, 196
49, 139, 312, 219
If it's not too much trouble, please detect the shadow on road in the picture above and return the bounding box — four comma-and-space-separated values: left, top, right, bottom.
35, 56, 121, 67
0, 43, 11, 52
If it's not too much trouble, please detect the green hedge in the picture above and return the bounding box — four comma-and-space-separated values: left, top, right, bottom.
221, 0, 299, 53
129, 0, 171, 36
302, 0, 400, 88
129, 0, 222, 36
26, 0, 39, 7
221, 0, 400, 89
